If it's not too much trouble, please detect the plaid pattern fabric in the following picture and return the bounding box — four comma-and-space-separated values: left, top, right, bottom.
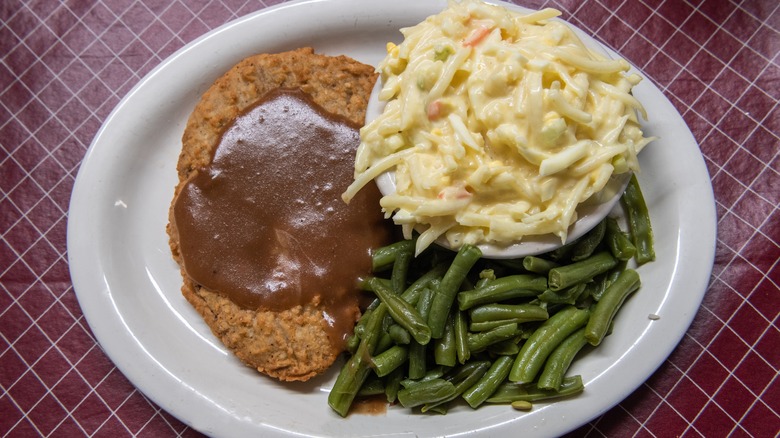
1, 1, 778, 436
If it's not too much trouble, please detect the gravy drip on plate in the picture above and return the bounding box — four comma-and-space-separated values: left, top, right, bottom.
173, 88, 391, 346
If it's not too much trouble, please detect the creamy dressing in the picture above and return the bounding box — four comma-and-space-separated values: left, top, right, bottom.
343, 0, 653, 255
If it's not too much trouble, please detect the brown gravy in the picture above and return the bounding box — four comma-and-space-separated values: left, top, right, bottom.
173, 88, 391, 347
351, 395, 389, 415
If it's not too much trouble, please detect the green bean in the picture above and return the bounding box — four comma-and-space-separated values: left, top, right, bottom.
367, 277, 431, 345
372, 239, 416, 271
358, 377, 385, 396
470, 318, 526, 332
391, 249, 413, 294
434, 314, 457, 367
454, 309, 470, 364
401, 262, 448, 302
361, 278, 426, 323
328, 354, 372, 417
371, 345, 409, 377
421, 361, 491, 412
447, 360, 492, 387
375, 333, 394, 355
547, 251, 617, 291
356, 269, 432, 317
582, 273, 605, 303
416, 286, 435, 321
362, 305, 388, 350
388, 324, 411, 345
358, 279, 376, 293
469, 303, 549, 323
384, 367, 404, 403
538, 283, 587, 305
457, 275, 548, 310
428, 244, 482, 338
409, 288, 434, 379
400, 366, 447, 388
588, 259, 626, 302
467, 323, 521, 353
522, 256, 560, 274
461, 355, 514, 408
328, 304, 387, 416
426, 405, 449, 415
574, 281, 592, 305
585, 269, 641, 346
345, 332, 360, 354
607, 260, 627, 282
355, 306, 374, 335
397, 379, 457, 408
485, 375, 584, 403
571, 219, 607, 261
621, 174, 655, 264
375, 312, 400, 353
509, 306, 590, 383
604, 216, 636, 261
486, 339, 521, 356
545, 240, 576, 261
537, 328, 588, 391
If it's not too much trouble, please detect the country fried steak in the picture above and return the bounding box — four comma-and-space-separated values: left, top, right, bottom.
167, 48, 388, 382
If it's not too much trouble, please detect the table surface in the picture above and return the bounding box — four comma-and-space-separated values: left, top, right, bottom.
1, 0, 778, 436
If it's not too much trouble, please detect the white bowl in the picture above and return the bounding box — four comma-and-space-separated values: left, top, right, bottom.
373, 161, 630, 259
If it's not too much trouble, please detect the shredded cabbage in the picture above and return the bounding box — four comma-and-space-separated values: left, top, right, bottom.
343, 0, 653, 255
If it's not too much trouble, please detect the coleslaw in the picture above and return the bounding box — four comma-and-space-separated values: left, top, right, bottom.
343, 0, 653, 255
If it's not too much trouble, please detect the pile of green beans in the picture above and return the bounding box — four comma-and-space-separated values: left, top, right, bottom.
328, 176, 654, 417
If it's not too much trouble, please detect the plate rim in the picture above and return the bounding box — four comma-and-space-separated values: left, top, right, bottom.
66, 0, 718, 436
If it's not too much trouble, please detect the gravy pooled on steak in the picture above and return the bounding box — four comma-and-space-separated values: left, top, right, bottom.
173, 88, 390, 349
167, 48, 384, 381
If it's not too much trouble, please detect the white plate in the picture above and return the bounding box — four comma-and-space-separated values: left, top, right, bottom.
67, 1, 716, 437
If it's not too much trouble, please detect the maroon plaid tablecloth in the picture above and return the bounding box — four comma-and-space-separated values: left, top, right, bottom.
1, 0, 778, 436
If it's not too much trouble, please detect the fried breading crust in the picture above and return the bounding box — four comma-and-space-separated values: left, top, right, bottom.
167, 47, 377, 382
